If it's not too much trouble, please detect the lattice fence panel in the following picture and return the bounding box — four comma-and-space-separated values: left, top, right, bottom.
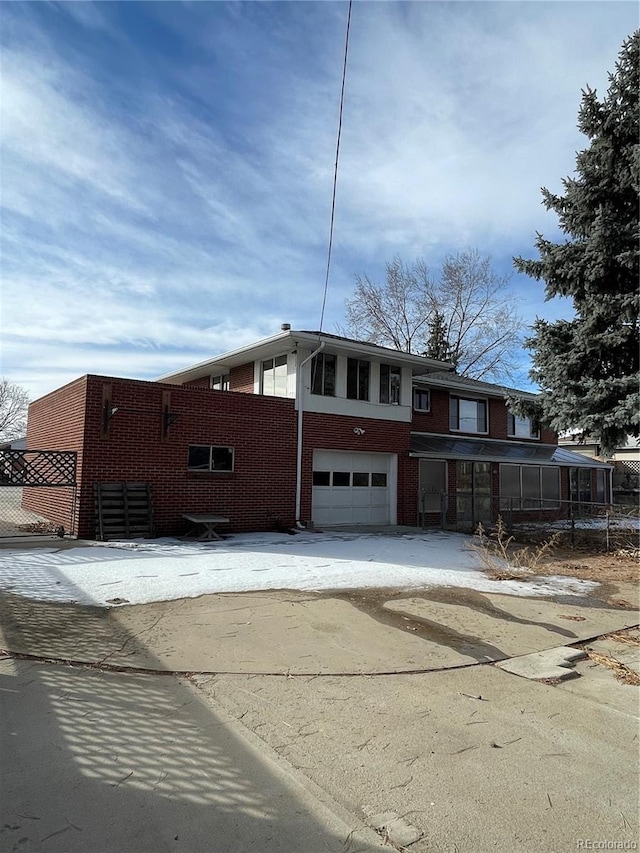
0, 450, 77, 487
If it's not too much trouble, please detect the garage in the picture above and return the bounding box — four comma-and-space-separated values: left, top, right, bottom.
311, 450, 396, 525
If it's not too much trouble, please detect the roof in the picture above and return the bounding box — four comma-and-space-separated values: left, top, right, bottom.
409, 433, 612, 468
414, 371, 538, 401
157, 330, 456, 384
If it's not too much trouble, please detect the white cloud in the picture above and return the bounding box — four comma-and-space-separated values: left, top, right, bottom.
1, 2, 636, 400
1, 51, 148, 214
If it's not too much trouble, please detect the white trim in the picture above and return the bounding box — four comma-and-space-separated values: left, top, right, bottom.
156, 331, 454, 384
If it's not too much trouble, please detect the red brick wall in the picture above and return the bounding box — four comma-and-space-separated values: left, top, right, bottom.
23, 376, 89, 533
229, 362, 255, 393
412, 388, 450, 434
179, 363, 255, 393
412, 388, 557, 444
184, 377, 210, 388
26, 375, 297, 538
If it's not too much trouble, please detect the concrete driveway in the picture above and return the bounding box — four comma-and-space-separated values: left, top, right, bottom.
1, 543, 638, 852
0, 583, 637, 674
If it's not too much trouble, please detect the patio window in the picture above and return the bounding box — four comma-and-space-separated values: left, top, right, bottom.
188, 445, 234, 472
570, 468, 592, 505
500, 464, 559, 510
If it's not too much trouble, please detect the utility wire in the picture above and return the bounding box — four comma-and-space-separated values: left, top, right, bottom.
318, 0, 352, 337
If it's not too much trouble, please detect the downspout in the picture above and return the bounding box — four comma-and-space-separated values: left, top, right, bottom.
295, 341, 325, 527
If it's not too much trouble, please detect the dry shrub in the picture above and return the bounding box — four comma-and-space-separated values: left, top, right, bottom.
474, 516, 560, 580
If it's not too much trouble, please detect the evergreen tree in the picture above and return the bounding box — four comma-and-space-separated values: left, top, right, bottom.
514, 31, 640, 454
424, 310, 454, 364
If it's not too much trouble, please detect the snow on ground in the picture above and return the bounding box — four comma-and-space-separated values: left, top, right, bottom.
516, 514, 640, 532
0, 530, 598, 608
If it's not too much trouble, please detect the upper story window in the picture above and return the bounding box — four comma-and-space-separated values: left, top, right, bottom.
450, 395, 488, 434
347, 358, 370, 401
507, 412, 540, 439
413, 388, 430, 412
379, 364, 401, 405
311, 353, 336, 397
261, 355, 288, 396
211, 374, 230, 391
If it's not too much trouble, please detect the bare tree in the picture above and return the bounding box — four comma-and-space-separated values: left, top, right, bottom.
0, 378, 29, 442
342, 249, 524, 382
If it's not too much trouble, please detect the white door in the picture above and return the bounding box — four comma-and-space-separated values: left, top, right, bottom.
312, 450, 395, 525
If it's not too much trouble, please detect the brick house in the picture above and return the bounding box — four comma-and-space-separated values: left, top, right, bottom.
23, 329, 611, 538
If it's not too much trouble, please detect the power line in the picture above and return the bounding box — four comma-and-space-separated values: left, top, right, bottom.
318, 0, 352, 336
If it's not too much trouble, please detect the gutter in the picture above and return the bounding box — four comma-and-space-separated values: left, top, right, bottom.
295, 340, 325, 526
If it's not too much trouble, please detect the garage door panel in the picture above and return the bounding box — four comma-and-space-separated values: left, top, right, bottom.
312, 450, 394, 525
351, 490, 373, 508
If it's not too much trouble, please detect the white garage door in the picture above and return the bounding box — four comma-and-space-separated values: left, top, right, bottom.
312, 450, 395, 525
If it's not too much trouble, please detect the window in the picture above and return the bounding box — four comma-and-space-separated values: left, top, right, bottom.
450, 396, 487, 433
353, 472, 369, 487
332, 471, 350, 486
347, 358, 370, 401
413, 388, 430, 412
311, 353, 336, 397
456, 461, 492, 526
312, 471, 330, 486
261, 355, 288, 396
379, 364, 401, 405
211, 374, 230, 391
570, 468, 592, 505
500, 464, 559, 510
507, 412, 540, 439
188, 445, 234, 472
371, 472, 387, 487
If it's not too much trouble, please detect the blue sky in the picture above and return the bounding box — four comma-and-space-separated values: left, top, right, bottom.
1, 1, 637, 401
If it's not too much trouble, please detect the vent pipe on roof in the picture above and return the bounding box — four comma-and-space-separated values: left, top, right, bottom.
281, 323, 291, 331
